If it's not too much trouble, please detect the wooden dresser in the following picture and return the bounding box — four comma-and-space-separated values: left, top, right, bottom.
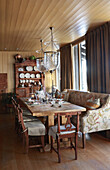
15, 59, 45, 97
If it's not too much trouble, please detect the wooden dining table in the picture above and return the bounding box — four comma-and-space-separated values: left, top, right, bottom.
19, 97, 86, 127
19, 97, 86, 147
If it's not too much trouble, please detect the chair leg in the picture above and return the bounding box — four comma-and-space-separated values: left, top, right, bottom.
18, 122, 21, 136
57, 137, 61, 163
51, 136, 53, 152
70, 137, 73, 149
82, 133, 86, 149
41, 136, 45, 152
22, 133, 25, 152
25, 133, 29, 154
15, 116, 18, 131
23, 133, 25, 145
75, 132, 78, 160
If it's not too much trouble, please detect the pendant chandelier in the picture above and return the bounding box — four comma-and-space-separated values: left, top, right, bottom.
36, 27, 59, 73
36, 39, 47, 72
44, 27, 59, 72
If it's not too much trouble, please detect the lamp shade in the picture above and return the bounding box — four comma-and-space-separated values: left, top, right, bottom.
36, 58, 47, 72
44, 51, 59, 72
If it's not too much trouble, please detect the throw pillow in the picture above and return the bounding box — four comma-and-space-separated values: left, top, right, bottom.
55, 89, 61, 98
61, 91, 69, 101
86, 97, 100, 110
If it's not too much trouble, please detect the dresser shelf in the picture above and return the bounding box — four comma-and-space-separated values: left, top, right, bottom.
15, 59, 45, 97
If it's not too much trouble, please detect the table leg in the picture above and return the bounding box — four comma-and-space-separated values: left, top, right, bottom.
48, 115, 54, 144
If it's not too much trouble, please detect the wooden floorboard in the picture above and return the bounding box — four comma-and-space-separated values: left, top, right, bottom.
0, 105, 110, 170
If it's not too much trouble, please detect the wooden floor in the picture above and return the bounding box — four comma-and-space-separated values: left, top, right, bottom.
0, 105, 110, 170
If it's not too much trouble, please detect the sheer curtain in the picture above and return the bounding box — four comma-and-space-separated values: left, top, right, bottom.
86, 22, 110, 93
60, 44, 73, 91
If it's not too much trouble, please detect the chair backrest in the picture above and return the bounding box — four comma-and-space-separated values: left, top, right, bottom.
17, 105, 27, 132
12, 97, 18, 114
55, 112, 78, 133
12, 97, 16, 108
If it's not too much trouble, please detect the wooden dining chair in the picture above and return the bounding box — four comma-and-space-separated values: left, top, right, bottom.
49, 112, 80, 163
12, 97, 20, 132
16, 97, 32, 116
18, 106, 46, 153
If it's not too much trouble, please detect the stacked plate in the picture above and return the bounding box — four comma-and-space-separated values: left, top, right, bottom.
19, 73, 25, 78
18, 67, 24, 71
26, 66, 33, 71
36, 74, 40, 78
25, 73, 30, 78
31, 74, 35, 78
34, 66, 38, 71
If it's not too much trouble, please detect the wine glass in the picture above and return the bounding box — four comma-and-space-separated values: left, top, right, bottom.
58, 99, 63, 107
51, 99, 55, 106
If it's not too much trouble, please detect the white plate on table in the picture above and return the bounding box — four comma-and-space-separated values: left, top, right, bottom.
25, 73, 30, 78
19, 73, 25, 78
26, 66, 33, 71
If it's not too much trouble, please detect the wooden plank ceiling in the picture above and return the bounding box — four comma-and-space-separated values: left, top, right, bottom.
0, 0, 110, 52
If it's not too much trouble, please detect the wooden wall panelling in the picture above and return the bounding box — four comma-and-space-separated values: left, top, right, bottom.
2, 52, 8, 73
0, 53, 3, 72
0, 0, 110, 51
7, 53, 14, 92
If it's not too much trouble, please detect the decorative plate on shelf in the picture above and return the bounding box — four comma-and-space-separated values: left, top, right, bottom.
25, 73, 30, 78
26, 66, 33, 71
22, 80, 25, 83
18, 67, 24, 71
36, 74, 40, 78
19, 73, 25, 78
31, 74, 35, 78
34, 66, 38, 71
39, 81, 41, 85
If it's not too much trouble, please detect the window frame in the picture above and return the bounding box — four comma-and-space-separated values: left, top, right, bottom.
72, 39, 87, 91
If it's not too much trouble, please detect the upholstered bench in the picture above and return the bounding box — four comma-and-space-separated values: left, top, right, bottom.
62, 90, 110, 148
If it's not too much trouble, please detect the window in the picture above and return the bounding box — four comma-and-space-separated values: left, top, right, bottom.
56, 52, 61, 90
73, 45, 79, 90
72, 40, 87, 91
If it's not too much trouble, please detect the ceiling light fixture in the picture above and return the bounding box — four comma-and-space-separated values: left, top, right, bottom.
36, 28, 59, 96
36, 27, 59, 73
44, 27, 59, 72
36, 39, 47, 72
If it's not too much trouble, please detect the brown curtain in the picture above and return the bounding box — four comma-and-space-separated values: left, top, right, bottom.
60, 44, 73, 91
86, 22, 110, 93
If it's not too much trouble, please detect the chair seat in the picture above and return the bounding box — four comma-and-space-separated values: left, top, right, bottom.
49, 124, 76, 140
23, 115, 39, 122
24, 120, 46, 136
